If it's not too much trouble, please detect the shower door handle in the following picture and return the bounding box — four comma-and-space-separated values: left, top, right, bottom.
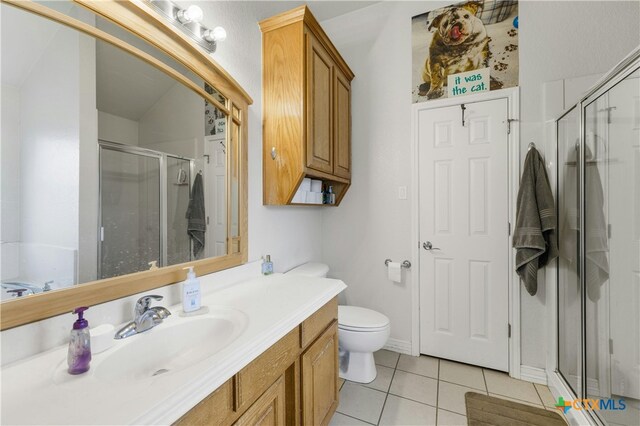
423, 241, 441, 251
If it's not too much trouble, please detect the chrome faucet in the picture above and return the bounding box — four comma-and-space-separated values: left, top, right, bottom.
114, 295, 171, 339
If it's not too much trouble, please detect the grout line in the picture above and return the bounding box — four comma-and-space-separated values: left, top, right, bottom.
532, 383, 546, 407
395, 367, 439, 380
374, 353, 401, 425
335, 411, 377, 425
438, 406, 469, 417
387, 393, 439, 410
435, 359, 441, 424
482, 368, 489, 394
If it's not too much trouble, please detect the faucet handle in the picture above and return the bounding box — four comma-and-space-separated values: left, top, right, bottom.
7, 288, 27, 297
135, 295, 163, 316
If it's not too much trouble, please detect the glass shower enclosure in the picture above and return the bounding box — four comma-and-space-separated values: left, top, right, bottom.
98, 141, 194, 279
556, 50, 639, 425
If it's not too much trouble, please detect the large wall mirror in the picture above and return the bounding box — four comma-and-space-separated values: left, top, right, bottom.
0, 0, 250, 329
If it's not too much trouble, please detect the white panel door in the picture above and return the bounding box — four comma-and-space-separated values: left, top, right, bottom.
418, 98, 510, 371
205, 136, 227, 257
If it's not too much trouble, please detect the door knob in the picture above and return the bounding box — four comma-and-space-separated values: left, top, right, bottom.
423, 241, 441, 251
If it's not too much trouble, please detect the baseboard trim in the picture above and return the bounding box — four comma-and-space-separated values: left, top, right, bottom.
520, 365, 548, 385
384, 338, 412, 355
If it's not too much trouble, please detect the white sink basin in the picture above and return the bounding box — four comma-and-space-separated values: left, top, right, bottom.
92, 308, 248, 382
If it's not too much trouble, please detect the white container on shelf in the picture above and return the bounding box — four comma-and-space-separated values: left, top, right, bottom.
300, 178, 311, 192
310, 179, 322, 193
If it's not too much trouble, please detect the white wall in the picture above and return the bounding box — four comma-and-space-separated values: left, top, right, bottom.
17, 23, 89, 287
320, 1, 640, 367
0, 85, 22, 280
97, 111, 139, 146
175, 1, 324, 271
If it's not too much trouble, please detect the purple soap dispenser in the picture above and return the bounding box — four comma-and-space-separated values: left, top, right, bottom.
68, 307, 91, 375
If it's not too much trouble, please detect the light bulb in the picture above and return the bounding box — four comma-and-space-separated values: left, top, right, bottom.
186, 5, 203, 23
203, 26, 226, 42
176, 4, 203, 23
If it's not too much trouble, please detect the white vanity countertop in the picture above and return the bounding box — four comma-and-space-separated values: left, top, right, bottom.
1, 273, 346, 425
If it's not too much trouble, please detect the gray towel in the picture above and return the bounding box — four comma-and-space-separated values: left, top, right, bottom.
186, 173, 206, 259
513, 148, 558, 295
559, 143, 609, 301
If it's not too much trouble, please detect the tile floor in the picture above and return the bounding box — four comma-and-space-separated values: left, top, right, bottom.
330, 350, 566, 426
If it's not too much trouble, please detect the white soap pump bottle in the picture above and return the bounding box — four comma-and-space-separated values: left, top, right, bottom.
182, 266, 201, 313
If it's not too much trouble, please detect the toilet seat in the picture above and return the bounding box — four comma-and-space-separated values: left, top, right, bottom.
338, 305, 390, 332
338, 323, 390, 333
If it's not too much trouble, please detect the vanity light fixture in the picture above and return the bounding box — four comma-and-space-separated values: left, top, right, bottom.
148, 0, 225, 53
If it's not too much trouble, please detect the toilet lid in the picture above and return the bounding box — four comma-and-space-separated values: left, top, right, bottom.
338, 305, 390, 330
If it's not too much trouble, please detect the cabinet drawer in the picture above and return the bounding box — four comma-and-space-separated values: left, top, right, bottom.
236, 327, 299, 411
301, 297, 338, 348
234, 375, 286, 426
174, 378, 234, 426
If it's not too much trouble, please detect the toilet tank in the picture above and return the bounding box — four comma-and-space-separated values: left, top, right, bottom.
286, 262, 329, 278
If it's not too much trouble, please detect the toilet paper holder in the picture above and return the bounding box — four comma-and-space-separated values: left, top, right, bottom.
385, 259, 411, 269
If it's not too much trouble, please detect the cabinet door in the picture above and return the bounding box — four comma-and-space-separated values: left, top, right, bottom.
301, 321, 339, 426
333, 68, 351, 179
235, 375, 286, 426
305, 32, 334, 174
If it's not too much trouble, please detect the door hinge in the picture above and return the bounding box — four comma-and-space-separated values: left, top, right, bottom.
100, 226, 105, 242
608, 224, 612, 239
207, 216, 210, 225
609, 338, 613, 354
507, 118, 517, 134
508, 324, 512, 338
508, 222, 511, 236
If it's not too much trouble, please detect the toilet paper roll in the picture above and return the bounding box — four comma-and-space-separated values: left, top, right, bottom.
91, 324, 115, 354
310, 179, 322, 193
300, 178, 311, 192
387, 262, 402, 283
292, 188, 305, 203
304, 191, 314, 203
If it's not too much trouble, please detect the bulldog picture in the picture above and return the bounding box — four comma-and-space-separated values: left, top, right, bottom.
412, 0, 519, 103
419, 2, 488, 99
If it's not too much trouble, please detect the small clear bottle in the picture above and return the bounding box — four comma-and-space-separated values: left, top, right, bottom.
262, 255, 274, 275
327, 186, 336, 205
68, 307, 91, 375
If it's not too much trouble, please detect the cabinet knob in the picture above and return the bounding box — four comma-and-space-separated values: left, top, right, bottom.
271, 147, 277, 160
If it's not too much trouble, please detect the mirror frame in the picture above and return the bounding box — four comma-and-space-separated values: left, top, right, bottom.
0, 0, 251, 330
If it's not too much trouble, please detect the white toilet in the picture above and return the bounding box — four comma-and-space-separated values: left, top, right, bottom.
286, 262, 390, 384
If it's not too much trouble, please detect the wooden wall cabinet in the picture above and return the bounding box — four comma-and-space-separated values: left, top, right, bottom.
260, 6, 354, 206
174, 298, 339, 426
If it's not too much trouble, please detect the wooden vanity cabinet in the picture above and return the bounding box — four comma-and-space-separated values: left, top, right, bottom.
260, 6, 354, 206
173, 298, 339, 426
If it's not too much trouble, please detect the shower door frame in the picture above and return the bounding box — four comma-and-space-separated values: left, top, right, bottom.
549, 48, 640, 426
98, 140, 195, 279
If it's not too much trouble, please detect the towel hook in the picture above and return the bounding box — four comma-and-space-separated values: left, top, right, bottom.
528, 142, 536, 151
